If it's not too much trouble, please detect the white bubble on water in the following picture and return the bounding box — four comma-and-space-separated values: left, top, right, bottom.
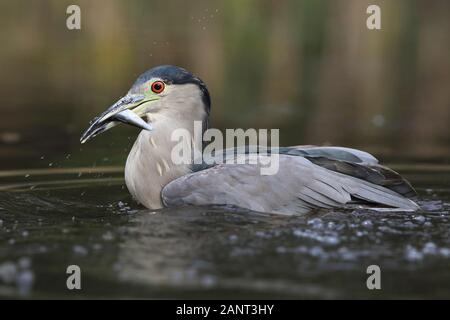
309, 246, 326, 258
102, 231, 114, 241
337, 247, 357, 261
405, 245, 424, 261
293, 229, 340, 245
17, 270, 34, 297
0, 259, 34, 296
0, 262, 17, 283
422, 242, 437, 255
307, 218, 323, 229
439, 248, 450, 257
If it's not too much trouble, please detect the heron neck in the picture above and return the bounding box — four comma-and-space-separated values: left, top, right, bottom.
124, 115, 205, 209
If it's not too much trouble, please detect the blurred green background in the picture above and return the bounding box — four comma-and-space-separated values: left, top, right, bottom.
0, 0, 449, 170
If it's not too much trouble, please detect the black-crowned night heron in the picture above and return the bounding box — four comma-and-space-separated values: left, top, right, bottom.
80, 65, 419, 214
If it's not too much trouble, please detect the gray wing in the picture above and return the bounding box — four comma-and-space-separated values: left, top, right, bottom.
162, 154, 419, 215
199, 145, 379, 165
279, 145, 379, 164
195, 145, 415, 198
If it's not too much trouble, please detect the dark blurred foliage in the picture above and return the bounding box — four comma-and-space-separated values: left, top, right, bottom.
0, 0, 449, 169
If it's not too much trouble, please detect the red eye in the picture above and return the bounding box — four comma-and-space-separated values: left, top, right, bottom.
151, 81, 165, 93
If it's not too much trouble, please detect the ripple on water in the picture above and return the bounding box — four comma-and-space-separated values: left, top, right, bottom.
0, 166, 449, 298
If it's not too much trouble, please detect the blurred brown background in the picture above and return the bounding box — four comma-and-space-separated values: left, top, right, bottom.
0, 0, 449, 169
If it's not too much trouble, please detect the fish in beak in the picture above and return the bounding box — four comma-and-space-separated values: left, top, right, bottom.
80, 94, 156, 144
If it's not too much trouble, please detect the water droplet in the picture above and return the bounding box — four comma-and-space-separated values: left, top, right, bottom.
102, 231, 114, 241
362, 220, 373, 228
18, 257, 31, 269
73, 245, 88, 256
337, 247, 356, 260
309, 246, 325, 258
356, 231, 365, 237
0, 262, 17, 283
423, 242, 437, 255
439, 248, 450, 257
413, 215, 426, 223
92, 243, 103, 251
0, 132, 21, 144
372, 114, 385, 127
276, 246, 287, 254
200, 275, 216, 287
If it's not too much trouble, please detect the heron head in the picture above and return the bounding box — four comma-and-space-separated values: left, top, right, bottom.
80, 65, 210, 144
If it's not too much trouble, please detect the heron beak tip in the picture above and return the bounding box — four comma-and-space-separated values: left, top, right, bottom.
79, 93, 155, 144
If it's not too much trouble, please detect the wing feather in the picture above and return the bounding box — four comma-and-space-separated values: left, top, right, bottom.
162, 154, 419, 215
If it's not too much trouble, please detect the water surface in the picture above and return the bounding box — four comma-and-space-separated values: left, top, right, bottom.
0, 164, 449, 299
